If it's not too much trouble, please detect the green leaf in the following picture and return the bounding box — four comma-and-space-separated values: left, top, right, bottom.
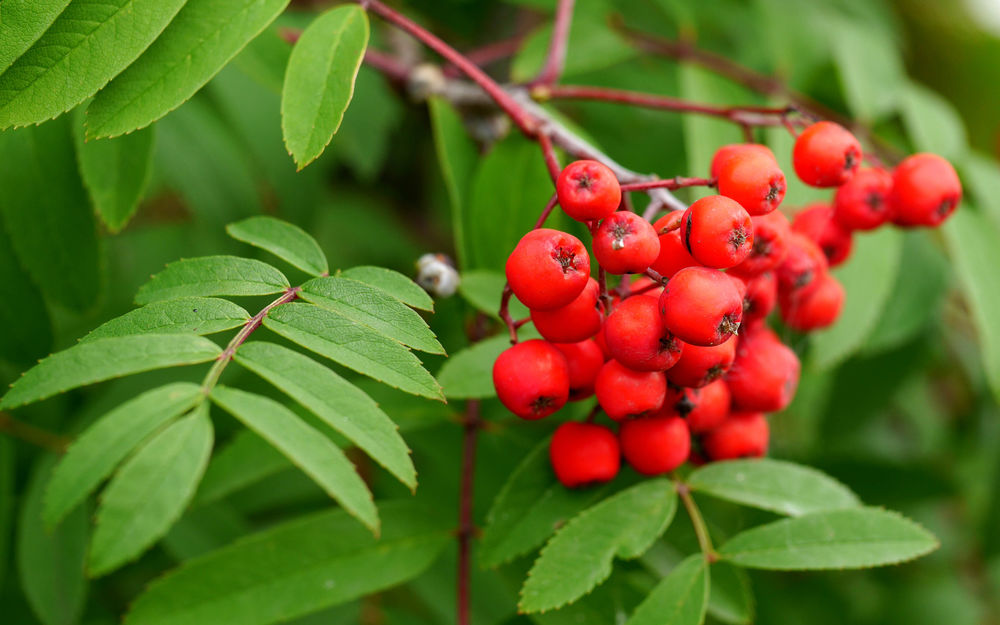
89, 406, 214, 576
17, 456, 89, 625
718, 508, 939, 570
942, 207, 1000, 404
301, 277, 444, 354
0, 116, 100, 310
809, 227, 903, 370
831, 19, 905, 121
44, 383, 203, 528
0, 0, 72, 74
195, 430, 290, 506
124, 501, 449, 625
85, 0, 291, 138
961, 152, 1000, 232
428, 97, 478, 268
0, 438, 11, 590
520, 479, 677, 613
680, 64, 746, 181
626, 554, 709, 625
281, 5, 370, 169
235, 342, 416, 489
706, 563, 753, 625
227, 216, 329, 277
72, 108, 154, 232
437, 335, 509, 400
0, 221, 52, 364
82, 297, 251, 342
0, 0, 188, 128
210, 386, 378, 532
480, 438, 611, 568
263, 303, 444, 401
0, 335, 221, 410
136, 256, 290, 305
339, 265, 434, 311
686, 459, 860, 517
458, 270, 528, 320
899, 82, 968, 162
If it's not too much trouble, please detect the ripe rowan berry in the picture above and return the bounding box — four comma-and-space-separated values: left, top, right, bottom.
791, 203, 854, 267
888, 153, 962, 227
665, 340, 737, 388
710, 143, 776, 179
549, 422, 620, 487
619, 415, 691, 475
726, 325, 800, 412
659, 267, 743, 346
629, 275, 663, 297
553, 339, 605, 400
684, 379, 731, 434
649, 212, 700, 279
592, 211, 660, 274
604, 295, 683, 371
556, 160, 623, 222
717, 150, 787, 215
833, 167, 893, 231
793, 121, 862, 187
779, 272, 845, 331
492, 340, 570, 419
681, 195, 754, 268
775, 232, 828, 294
595, 359, 667, 421
735, 270, 777, 322
728, 211, 791, 277
703, 412, 769, 460
530, 278, 603, 343
506, 228, 591, 310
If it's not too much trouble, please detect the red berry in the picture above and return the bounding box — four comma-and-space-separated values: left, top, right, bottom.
556, 160, 623, 222
791, 203, 853, 267
717, 150, 787, 215
619, 415, 691, 475
629, 275, 663, 297
595, 359, 667, 421
736, 270, 777, 322
549, 422, 620, 487
792, 121, 862, 187
889, 153, 962, 227
684, 379, 731, 434
506, 229, 591, 310
659, 267, 743, 346
703, 412, 769, 460
681, 195, 754, 269
554, 339, 605, 400
728, 211, 791, 277
592, 211, 660, 274
775, 232, 828, 294
779, 273, 845, 331
493, 340, 570, 419
665, 340, 737, 388
726, 326, 800, 412
530, 278, 603, 343
710, 143, 776, 179
833, 167, 893, 231
650, 212, 700, 279
604, 295, 683, 371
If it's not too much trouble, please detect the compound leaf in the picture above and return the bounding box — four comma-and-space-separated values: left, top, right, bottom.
136, 256, 289, 305
82, 298, 250, 342
227, 216, 328, 277
339, 265, 433, 311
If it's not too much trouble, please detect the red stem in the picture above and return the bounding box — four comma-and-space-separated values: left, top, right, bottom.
534, 194, 560, 229
538, 133, 561, 182
531, 0, 576, 87
443, 35, 525, 78
456, 398, 481, 625
499, 285, 519, 345
620, 176, 715, 192
364, 48, 412, 83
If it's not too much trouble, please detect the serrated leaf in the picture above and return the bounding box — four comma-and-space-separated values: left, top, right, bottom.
85, 0, 291, 138
82, 297, 250, 342
44, 383, 203, 528
428, 97, 477, 268
718, 508, 938, 570
0, 221, 52, 364
89, 406, 214, 576
263, 302, 444, 401
72, 108, 154, 232
301, 277, 444, 354
520, 479, 677, 613
124, 500, 449, 625
0, 116, 100, 310
686, 459, 860, 517
458, 270, 528, 320
339, 265, 434, 311
281, 5, 370, 169
900, 82, 968, 162
626, 554, 708, 625
0, 0, 188, 128
17, 456, 89, 625
0, 335, 221, 410
0, 1, 71, 75
195, 430, 291, 506
210, 386, 378, 532
227, 216, 328, 276
437, 335, 509, 400
136, 256, 289, 305
235, 342, 416, 489
809, 227, 902, 370
480, 438, 611, 568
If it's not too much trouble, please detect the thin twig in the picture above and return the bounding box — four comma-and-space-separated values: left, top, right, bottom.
675, 480, 718, 562
457, 396, 481, 625
499, 285, 519, 345
0, 413, 70, 453
443, 34, 526, 78
620, 176, 715, 193
531, 0, 575, 86
538, 132, 561, 182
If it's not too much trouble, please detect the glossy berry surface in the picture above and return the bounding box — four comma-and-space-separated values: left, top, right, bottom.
604, 295, 683, 371
792, 203, 854, 267
492, 340, 569, 420
776, 232, 829, 294
833, 167, 893, 231
554, 339, 605, 400
684, 379, 731, 434
506, 228, 590, 310
530, 277, 603, 343
703, 412, 769, 460
792, 121, 862, 187
716, 149, 787, 215
681, 195, 754, 269
549, 422, 620, 487
660, 267, 743, 346
556, 160, 622, 222
729, 211, 790, 277
619, 415, 691, 475
665, 340, 737, 388
710, 143, 776, 179
889, 153, 962, 227
726, 326, 800, 412
779, 272, 845, 331
650, 212, 700, 278
595, 359, 667, 421
736, 270, 777, 322
593, 211, 660, 274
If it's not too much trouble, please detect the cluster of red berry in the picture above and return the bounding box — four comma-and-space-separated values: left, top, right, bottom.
492, 120, 962, 488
